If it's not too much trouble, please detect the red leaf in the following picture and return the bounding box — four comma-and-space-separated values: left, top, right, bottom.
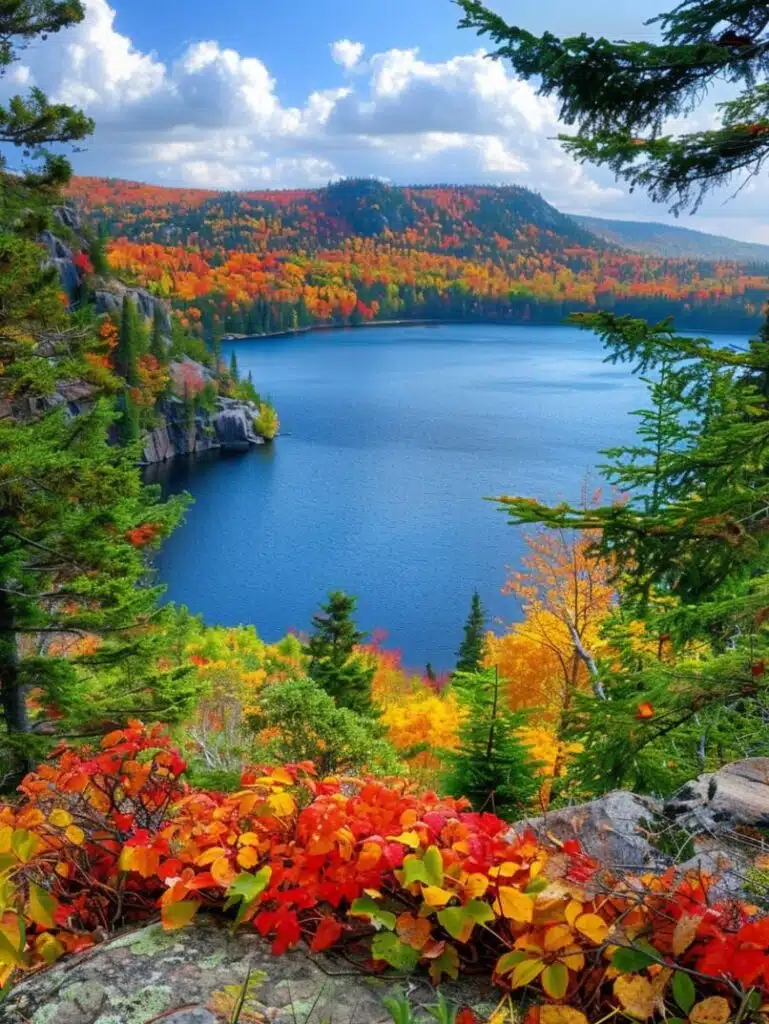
310, 918, 343, 953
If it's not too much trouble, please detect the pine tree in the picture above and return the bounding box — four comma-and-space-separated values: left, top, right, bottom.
444, 668, 539, 819
89, 221, 110, 276
229, 351, 240, 383
457, 0, 769, 213
304, 591, 376, 715
455, 590, 487, 673
115, 296, 141, 386
119, 390, 141, 444
149, 303, 168, 364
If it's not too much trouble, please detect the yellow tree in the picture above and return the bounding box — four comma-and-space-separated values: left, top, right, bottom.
487, 527, 615, 793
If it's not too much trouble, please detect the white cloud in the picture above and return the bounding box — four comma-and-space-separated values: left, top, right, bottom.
0, 0, 765, 242
330, 39, 365, 71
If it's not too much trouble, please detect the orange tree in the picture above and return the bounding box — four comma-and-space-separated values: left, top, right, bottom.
0, 722, 767, 1022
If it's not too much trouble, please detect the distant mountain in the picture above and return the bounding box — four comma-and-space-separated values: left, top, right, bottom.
574, 215, 769, 264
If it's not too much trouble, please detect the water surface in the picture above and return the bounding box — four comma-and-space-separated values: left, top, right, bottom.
148, 324, 748, 668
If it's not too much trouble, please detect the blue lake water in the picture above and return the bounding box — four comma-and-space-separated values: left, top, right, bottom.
147, 323, 749, 670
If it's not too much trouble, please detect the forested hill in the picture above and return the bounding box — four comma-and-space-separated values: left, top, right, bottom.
66, 177, 769, 336
574, 214, 769, 264
67, 177, 600, 257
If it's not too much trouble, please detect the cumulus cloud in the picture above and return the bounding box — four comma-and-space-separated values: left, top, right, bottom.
330, 39, 365, 70
0, 0, 764, 240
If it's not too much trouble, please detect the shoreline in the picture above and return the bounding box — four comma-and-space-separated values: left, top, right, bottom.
222, 317, 755, 343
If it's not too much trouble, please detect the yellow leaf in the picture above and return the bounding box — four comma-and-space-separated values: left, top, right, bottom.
510, 957, 545, 989
211, 855, 237, 888
495, 886, 533, 924
540, 1006, 589, 1024
236, 847, 259, 870
544, 924, 575, 952
237, 832, 261, 847
574, 912, 610, 944
689, 998, 731, 1024
48, 809, 73, 829
672, 914, 702, 956
161, 900, 200, 932
196, 846, 227, 866
267, 792, 296, 818
64, 824, 85, 846
565, 900, 583, 927
465, 873, 488, 899
421, 886, 453, 908
559, 945, 586, 972
614, 974, 656, 1020
27, 883, 58, 928
387, 831, 421, 849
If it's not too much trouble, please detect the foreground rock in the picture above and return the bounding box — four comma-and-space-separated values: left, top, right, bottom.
142, 388, 265, 464
0, 917, 497, 1024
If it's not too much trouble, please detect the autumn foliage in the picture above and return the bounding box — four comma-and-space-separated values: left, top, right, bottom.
1, 722, 767, 1021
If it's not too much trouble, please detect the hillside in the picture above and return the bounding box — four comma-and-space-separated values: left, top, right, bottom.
574, 214, 769, 263
65, 177, 769, 336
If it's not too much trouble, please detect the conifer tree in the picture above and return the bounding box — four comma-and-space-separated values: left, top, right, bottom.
115, 296, 141, 386
304, 591, 376, 715
458, 0, 769, 213
149, 303, 168, 364
455, 590, 487, 673
229, 351, 240, 383
119, 389, 141, 444
444, 668, 539, 819
89, 222, 110, 276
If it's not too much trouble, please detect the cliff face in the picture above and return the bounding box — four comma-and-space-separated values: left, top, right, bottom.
36, 209, 273, 465
142, 391, 265, 464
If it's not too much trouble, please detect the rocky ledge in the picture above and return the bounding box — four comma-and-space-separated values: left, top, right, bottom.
143, 390, 267, 464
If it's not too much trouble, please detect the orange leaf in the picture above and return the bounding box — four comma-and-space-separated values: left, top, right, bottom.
544, 924, 575, 952
396, 913, 432, 951
540, 1007, 589, 1024
161, 900, 200, 931
672, 914, 702, 956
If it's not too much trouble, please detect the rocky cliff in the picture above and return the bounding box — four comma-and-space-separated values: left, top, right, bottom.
37, 209, 273, 465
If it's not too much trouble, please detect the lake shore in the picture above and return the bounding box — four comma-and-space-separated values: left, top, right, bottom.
222, 317, 753, 343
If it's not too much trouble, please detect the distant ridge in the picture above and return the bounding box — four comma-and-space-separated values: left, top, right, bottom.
574, 214, 769, 264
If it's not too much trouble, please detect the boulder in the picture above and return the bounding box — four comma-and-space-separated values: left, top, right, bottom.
664, 758, 769, 832
213, 402, 261, 451
0, 917, 498, 1024
510, 791, 668, 871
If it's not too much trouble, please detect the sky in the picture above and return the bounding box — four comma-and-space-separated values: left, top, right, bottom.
3, 0, 768, 243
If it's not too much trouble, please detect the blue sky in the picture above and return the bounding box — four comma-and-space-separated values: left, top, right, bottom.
3, 0, 767, 242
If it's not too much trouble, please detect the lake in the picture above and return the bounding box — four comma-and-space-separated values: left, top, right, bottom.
147, 323, 749, 670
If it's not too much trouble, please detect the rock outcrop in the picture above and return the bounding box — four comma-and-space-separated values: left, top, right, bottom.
93, 277, 172, 336
0, 917, 497, 1024
39, 230, 81, 301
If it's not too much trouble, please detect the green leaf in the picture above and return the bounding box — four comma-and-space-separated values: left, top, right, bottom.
672, 971, 696, 1014
401, 858, 430, 886
465, 899, 494, 925
349, 896, 396, 931
371, 932, 420, 972
495, 950, 528, 976
27, 883, 57, 928
227, 867, 272, 927
611, 945, 658, 972
423, 846, 444, 887
541, 961, 569, 999
524, 876, 549, 894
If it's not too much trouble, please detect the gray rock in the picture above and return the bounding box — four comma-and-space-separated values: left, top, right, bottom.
53, 205, 83, 233
664, 758, 769, 833
0, 918, 498, 1024
94, 281, 172, 337
511, 790, 668, 871
40, 230, 81, 300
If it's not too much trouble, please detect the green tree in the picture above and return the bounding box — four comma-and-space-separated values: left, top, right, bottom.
149, 302, 167, 364
229, 350, 239, 382
88, 221, 110, 277
115, 296, 141, 386
248, 677, 400, 776
0, 1, 94, 185
304, 591, 376, 715
457, 0, 769, 213
444, 668, 539, 819
455, 590, 487, 673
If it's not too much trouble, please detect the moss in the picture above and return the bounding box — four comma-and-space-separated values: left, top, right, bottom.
111, 984, 173, 1023
107, 923, 180, 956
198, 949, 228, 969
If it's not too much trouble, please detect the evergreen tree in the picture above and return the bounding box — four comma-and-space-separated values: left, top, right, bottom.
0, 1, 94, 185
119, 390, 141, 444
149, 303, 168, 364
458, 0, 769, 213
425, 662, 437, 684
455, 590, 487, 673
115, 296, 141, 386
229, 351, 239, 383
88, 221, 110, 276
444, 668, 539, 819
304, 591, 376, 715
